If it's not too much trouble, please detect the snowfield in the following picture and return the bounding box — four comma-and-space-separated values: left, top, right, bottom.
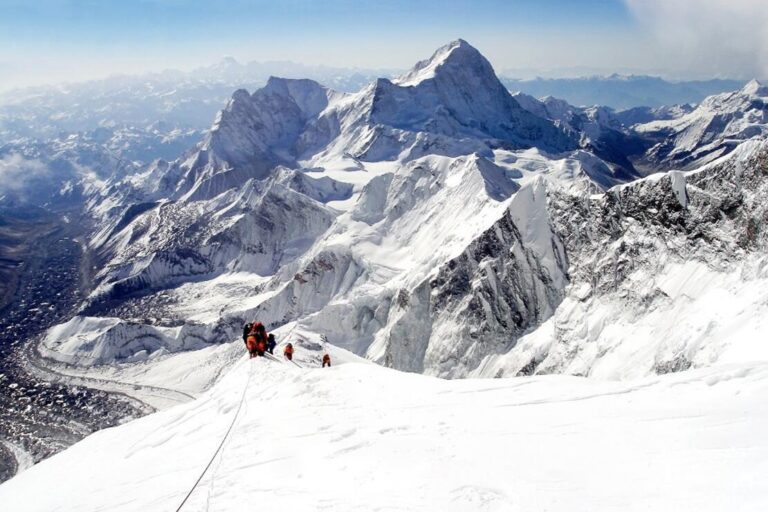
0, 355, 765, 512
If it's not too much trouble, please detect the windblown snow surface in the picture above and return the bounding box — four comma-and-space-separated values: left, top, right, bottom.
0, 354, 765, 512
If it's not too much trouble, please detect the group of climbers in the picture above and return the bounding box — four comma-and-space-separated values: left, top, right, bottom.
242, 322, 269, 358
242, 321, 331, 367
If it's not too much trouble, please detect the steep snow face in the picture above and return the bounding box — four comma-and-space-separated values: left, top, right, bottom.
224, 153, 527, 354
370, 178, 567, 376
41, 315, 220, 365
1, 357, 766, 511
636, 79, 768, 169
227, 150, 626, 374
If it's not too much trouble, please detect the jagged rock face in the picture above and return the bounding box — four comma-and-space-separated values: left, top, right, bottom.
87, 174, 336, 307
556, 142, 768, 293
478, 141, 768, 379
376, 179, 568, 377
171, 78, 336, 201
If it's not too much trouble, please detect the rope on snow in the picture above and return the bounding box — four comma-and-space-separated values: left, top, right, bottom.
174, 359, 254, 512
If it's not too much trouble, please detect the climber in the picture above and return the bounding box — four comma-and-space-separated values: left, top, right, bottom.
242, 322, 253, 347
283, 342, 294, 361
322, 353, 331, 368
243, 322, 255, 357
245, 322, 269, 358
267, 333, 277, 355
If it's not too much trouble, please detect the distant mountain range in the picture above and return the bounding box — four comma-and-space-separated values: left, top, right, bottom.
501, 74, 747, 109
0, 58, 750, 145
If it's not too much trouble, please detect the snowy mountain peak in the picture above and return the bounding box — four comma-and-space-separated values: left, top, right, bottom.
742, 78, 768, 97
364, 39, 576, 152
230, 88, 251, 103
260, 76, 331, 118
394, 38, 490, 87
214, 55, 241, 70
264, 75, 317, 90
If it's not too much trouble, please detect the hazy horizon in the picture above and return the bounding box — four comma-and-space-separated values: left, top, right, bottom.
1, 0, 767, 91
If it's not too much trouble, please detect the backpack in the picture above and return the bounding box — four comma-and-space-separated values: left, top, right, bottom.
242, 323, 253, 342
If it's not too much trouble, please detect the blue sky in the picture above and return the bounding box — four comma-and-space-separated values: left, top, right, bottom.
0, 0, 765, 88
1, 0, 632, 40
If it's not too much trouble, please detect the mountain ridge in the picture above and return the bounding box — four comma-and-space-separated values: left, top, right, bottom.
55, 40, 768, 380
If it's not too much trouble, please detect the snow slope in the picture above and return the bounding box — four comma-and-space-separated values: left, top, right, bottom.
0, 356, 765, 512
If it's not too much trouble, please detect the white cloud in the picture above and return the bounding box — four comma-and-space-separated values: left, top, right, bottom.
624, 0, 768, 79
0, 153, 50, 193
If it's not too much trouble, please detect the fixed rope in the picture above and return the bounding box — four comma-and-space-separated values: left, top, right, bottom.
263, 352, 280, 363
174, 359, 253, 512
264, 348, 302, 368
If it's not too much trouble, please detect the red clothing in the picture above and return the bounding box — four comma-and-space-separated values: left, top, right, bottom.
246, 323, 269, 357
